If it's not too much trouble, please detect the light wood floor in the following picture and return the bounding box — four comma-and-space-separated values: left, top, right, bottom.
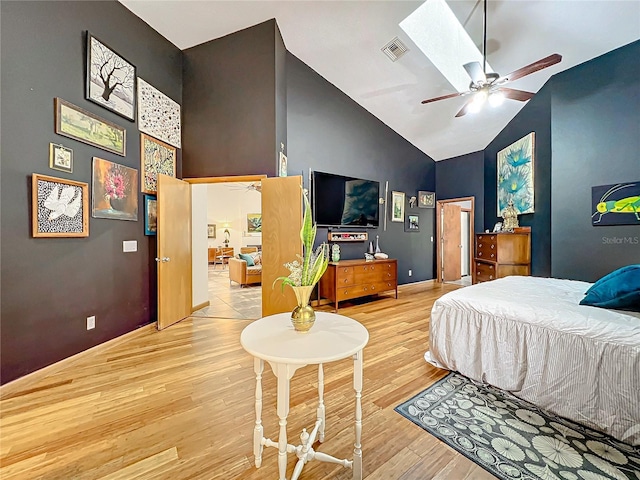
0, 281, 497, 480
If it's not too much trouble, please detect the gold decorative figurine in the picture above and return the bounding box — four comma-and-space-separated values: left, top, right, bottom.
501, 199, 519, 232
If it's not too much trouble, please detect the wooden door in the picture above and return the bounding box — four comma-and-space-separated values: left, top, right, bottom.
442, 203, 462, 281
261, 176, 303, 316
157, 174, 192, 330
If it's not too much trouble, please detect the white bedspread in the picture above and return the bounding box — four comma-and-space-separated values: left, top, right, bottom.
427, 276, 640, 445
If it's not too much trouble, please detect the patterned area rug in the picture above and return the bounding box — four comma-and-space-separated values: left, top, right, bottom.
395, 373, 640, 480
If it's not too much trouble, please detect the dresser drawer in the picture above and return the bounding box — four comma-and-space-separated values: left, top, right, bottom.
354, 262, 396, 283
476, 242, 497, 261
475, 261, 496, 282
337, 283, 374, 301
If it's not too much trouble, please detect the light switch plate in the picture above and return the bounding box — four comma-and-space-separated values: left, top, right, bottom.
123, 240, 137, 252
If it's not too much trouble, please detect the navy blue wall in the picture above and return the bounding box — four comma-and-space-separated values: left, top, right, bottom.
286, 53, 437, 284
551, 41, 640, 281
1, 0, 182, 384
484, 87, 552, 277
435, 150, 485, 234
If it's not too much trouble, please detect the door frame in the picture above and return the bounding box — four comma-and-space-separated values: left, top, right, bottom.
436, 196, 475, 283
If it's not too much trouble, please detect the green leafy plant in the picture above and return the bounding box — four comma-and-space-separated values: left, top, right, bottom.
274, 190, 329, 290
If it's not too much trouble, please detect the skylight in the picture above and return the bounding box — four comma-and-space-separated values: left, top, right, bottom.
399, 0, 493, 93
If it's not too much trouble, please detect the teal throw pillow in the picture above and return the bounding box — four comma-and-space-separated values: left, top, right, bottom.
238, 253, 255, 266
580, 264, 640, 311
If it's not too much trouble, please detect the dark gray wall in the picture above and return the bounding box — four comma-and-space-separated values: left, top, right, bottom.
275, 23, 288, 171
1, 0, 182, 384
551, 41, 640, 281
182, 20, 281, 178
484, 88, 552, 277
435, 151, 485, 234
286, 53, 437, 284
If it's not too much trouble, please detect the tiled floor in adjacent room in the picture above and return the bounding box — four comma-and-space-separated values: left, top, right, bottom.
192, 265, 262, 320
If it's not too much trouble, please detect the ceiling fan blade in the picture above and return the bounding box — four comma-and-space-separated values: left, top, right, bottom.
421, 92, 464, 104
498, 87, 535, 102
455, 97, 476, 117
463, 61, 487, 85
500, 53, 562, 83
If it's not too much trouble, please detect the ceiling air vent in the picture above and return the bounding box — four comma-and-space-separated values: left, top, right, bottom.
381, 37, 409, 62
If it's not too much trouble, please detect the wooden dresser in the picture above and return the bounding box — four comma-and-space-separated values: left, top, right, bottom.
319, 259, 397, 312
473, 232, 531, 284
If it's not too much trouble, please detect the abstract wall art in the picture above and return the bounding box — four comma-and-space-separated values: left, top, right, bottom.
592, 182, 640, 226
497, 132, 535, 216
137, 77, 181, 148
32, 173, 88, 237
140, 133, 176, 194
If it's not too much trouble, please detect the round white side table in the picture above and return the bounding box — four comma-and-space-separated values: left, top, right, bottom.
240, 311, 369, 480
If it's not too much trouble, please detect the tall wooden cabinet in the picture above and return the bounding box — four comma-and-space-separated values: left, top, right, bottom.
473, 232, 531, 284
320, 259, 397, 312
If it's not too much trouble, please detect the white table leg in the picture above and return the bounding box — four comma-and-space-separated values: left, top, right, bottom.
275, 363, 291, 480
317, 363, 325, 442
253, 357, 264, 468
353, 350, 363, 480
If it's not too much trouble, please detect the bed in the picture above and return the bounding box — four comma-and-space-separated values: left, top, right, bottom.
426, 276, 640, 446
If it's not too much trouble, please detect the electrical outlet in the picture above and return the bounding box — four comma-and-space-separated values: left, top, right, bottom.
408, 269, 412, 277
87, 316, 95, 330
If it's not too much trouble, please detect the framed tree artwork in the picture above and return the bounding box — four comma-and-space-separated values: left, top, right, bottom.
140, 133, 176, 194
391, 191, 405, 222
86, 32, 136, 121
32, 173, 89, 237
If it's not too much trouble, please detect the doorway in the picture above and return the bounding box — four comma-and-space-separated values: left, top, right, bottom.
436, 197, 475, 285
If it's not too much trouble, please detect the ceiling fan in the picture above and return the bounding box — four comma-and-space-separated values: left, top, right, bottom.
420, 0, 562, 117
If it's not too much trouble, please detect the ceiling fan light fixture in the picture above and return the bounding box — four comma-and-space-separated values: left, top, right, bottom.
488, 91, 505, 107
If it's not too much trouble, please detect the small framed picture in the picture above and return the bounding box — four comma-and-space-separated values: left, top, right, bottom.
391, 191, 405, 222
49, 143, 73, 173
279, 152, 287, 177
207, 224, 216, 238
493, 222, 503, 233
418, 191, 435, 208
405, 214, 420, 232
144, 194, 157, 235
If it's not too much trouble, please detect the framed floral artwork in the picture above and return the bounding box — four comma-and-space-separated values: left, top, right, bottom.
140, 133, 176, 194
49, 143, 73, 174
497, 132, 535, 215
91, 157, 138, 221
86, 32, 136, 121
32, 173, 88, 237
391, 191, 405, 222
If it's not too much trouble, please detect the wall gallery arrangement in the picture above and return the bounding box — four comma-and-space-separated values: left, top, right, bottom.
55, 98, 126, 156
138, 77, 182, 148
497, 132, 535, 215
85, 32, 136, 121
140, 133, 176, 194
592, 182, 640, 226
35, 32, 183, 240
91, 157, 138, 221
32, 173, 89, 237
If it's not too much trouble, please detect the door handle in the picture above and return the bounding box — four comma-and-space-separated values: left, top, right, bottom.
155, 257, 171, 263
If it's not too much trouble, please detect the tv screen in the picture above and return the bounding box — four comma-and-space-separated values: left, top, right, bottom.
312, 171, 380, 227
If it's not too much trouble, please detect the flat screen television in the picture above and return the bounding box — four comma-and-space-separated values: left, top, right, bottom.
312, 171, 380, 227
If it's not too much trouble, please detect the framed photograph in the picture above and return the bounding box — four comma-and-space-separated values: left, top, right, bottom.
140, 133, 176, 194
55, 98, 126, 156
279, 152, 287, 177
207, 224, 216, 238
391, 191, 405, 222
49, 143, 73, 173
418, 190, 435, 208
143, 194, 157, 235
247, 213, 262, 233
405, 214, 420, 232
32, 173, 88, 237
138, 77, 181, 148
91, 157, 138, 221
86, 32, 136, 121
497, 132, 535, 215
591, 182, 640, 226
493, 222, 503, 233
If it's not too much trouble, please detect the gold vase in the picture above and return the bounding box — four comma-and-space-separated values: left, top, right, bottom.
290, 285, 316, 332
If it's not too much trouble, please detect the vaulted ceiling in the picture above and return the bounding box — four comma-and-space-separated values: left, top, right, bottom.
120, 0, 640, 160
